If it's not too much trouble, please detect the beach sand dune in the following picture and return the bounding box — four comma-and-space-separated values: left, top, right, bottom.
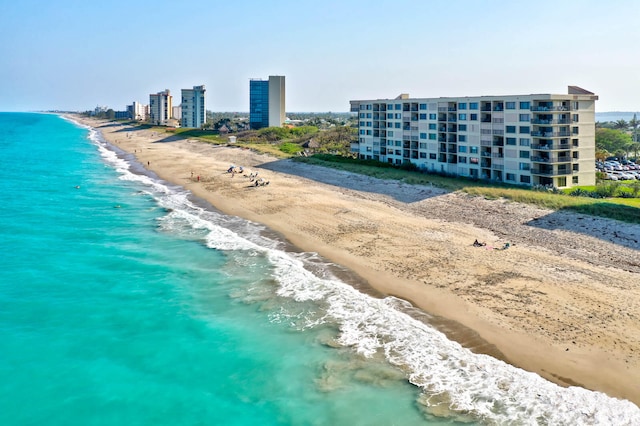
79, 117, 640, 405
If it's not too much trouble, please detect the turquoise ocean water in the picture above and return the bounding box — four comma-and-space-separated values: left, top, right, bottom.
0, 113, 638, 425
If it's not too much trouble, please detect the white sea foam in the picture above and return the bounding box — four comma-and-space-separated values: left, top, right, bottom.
88, 124, 640, 425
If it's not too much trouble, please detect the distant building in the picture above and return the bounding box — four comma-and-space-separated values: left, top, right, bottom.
350, 86, 598, 188
149, 89, 173, 125
181, 85, 206, 128
128, 101, 148, 121
114, 111, 130, 119
172, 105, 182, 121
249, 76, 285, 129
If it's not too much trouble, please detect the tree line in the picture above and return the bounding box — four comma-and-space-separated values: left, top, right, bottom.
596, 113, 640, 160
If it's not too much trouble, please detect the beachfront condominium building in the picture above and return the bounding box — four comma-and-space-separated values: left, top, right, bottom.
127, 101, 148, 121
149, 89, 173, 125
181, 85, 206, 128
350, 86, 598, 189
249, 76, 285, 129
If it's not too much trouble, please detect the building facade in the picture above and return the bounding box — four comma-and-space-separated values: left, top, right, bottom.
127, 101, 148, 121
249, 76, 285, 129
149, 89, 173, 125
181, 85, 206, 128
350, 86, 598, 188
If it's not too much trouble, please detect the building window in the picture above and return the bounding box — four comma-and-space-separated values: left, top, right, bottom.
470, 113, 478, 121
572, 176, 579, 184
429, 123, 436, 130
458, 145, 467, 153
419, 103, 427, 110
519, 151, 530, 159
459, 156, 467, 163
506, 126, 516, 133
429, 133, 437, 140
419, 142, 427, 149
429, 113, 437, 120
395, 140, 402, 147
572, 114, 579, 123
506, 173, 516, 181
387, 113, 393, 119
394, 122, 401, 128
519, 101, 530, 109
572, 126, 579, 135
419, 113, 427, 120
395, 104, 402, 110
420, 133, 427, 139
506, 102, 516, 109
520, 175, 531, 183
419, 152, 427, 158
519, 114, 530, 122
387, 140, 393, 146
519, 138, 530, 146
573, 101, 579, 110
459, 135, 466, 142
519, 126, 530, 134
469, 146, 478, 154
470, 157, 479, 164
470, 102, 478, 110
395, 113, 401, 119
459, 102, 467, 110
429, 153, 437, 159
458, 124, 467, 131
506, 137, 517, 145
519, 162, 530, 170
573, 163, 579, 171
572, 139, 579, 147
458, 113, 467, 121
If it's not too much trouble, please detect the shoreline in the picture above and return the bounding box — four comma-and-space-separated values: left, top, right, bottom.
73, 116, 640, 406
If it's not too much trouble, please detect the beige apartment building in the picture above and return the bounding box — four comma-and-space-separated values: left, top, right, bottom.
149, 89, 173, 126
350, 86, 598, 188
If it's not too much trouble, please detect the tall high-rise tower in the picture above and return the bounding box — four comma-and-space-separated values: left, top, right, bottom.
149, 89, 172, 125
181, 85, 206, 128
249, 76, 285, 129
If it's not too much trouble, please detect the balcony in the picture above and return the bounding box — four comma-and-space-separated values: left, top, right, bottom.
531, 131, 571, 138
531, 167, 572, 176
531, 105, 570, 112
531, 143, 571, 150
531, 118, 570, 125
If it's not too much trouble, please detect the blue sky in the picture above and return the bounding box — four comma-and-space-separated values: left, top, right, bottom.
1, 0, 638, 112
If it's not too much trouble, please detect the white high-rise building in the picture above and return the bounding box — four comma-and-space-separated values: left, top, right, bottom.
181, 85, 206, 128
128, 101, 148, 121
149, 89, 172, 125
350, 86, 598, 188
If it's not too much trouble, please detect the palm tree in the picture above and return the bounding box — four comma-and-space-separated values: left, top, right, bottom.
629, 114, 639, 142
614, 119, 629, 130
595, 149, 609, 162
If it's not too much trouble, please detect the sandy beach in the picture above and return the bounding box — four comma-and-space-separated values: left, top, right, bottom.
75, 116, 640, 406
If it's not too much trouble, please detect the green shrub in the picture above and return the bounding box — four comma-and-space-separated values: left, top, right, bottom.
279, 142, 303, 154
594, 181, 621, 198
